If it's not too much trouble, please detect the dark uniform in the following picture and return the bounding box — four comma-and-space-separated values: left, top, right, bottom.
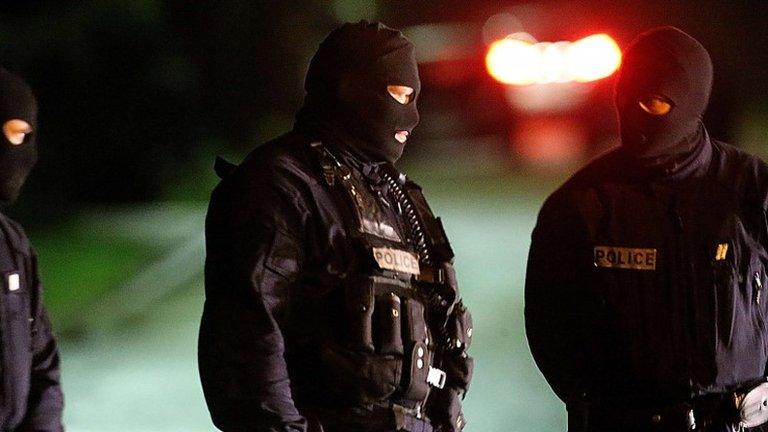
0, 68, 64, 431
0, 215, 63, 431
526, 27, 768, 432
199, 22, 473, 432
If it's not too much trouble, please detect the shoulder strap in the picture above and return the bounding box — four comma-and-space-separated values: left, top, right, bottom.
309, 142, 337, 186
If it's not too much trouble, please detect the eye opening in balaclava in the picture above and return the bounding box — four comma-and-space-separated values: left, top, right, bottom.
296, 20, 421, 163
0, 67, 38, 204
386, 84, 415, 105
615, 26, 713, 165
3, 118, 34, 145
638, 94, 674, 116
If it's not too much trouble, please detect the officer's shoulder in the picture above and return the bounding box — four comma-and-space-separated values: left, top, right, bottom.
220, 132, 317, 192
541, 147, 622, 211
711, 140, 768, 207
0, 212, 31, 255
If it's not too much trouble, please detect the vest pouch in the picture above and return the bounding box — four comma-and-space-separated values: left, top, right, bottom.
447, 302, 473, 351
401, 340, 431, 402
323, 275, 411, 403
375, 293, 404, 355
401, 298, 431, 402
368, 275, 411, 356
403, 298, 427, 345
443, 301, 474, 393
442, 354, 474, 392
345, 278, 375, 353
426, 386, 465, 432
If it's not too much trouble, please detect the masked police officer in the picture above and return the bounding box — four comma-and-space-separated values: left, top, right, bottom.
526, 26, 768, 432
0, 67, 64, 431
199, 21, 473, 432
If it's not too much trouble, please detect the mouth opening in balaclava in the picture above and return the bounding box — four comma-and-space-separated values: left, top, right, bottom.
296, 20, 421, 164
615, 26, 713, 166
0, 67, 38, 204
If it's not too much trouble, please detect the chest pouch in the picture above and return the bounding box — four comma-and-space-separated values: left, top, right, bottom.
347, 276, 434, 403
344, 275, 410, 355
401, 297, 433, 402
343, 260, 434, 403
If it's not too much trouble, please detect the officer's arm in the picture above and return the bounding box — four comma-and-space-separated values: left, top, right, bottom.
524, 193, 600, 413
199, 174, 308, 432
19, 249, 64, 432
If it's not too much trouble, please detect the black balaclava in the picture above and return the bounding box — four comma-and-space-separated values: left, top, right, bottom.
295, 21, 421, 164
615, 27, 713, 165
0, 68, 37, 204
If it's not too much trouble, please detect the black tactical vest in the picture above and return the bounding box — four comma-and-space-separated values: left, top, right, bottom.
304, 141, 458, 414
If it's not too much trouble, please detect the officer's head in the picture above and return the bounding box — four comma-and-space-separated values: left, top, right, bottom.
615, 26, 713, 163
300, 21, 421, 163
0, 68, 37, 204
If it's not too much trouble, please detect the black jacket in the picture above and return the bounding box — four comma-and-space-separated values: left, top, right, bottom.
199, 131, 469, 432
0, 213, 63, 431
526, 135, 768, 409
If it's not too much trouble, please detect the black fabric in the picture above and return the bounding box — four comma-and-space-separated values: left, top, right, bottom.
0, 68, 37, 204
0, 213, 63, 431
200, 130, 467, 431
588, 392, 767, 432
615, 27, 713, 166
525, 135, 768, 428
425, 387, 464, 432
295, 20, 420, 164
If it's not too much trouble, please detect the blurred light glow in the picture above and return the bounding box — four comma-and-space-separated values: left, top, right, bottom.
514, 118, 587, 164
505, 82, 587, 114
566, 34, 623, 82
485, 37, 541, 86
486, 33, 622, 85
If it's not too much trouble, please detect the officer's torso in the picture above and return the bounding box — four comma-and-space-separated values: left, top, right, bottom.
242, 136, 445, 414
0, 215, 35, 429
570, 142, 768, 399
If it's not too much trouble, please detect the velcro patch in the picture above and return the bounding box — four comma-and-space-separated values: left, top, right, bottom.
373, 247, 420, 275
594, 245, 657, 270
362, 218, 402, 242
715, 243, 729, 261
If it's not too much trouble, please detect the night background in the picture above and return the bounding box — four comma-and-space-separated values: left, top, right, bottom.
0, 1, 767, 430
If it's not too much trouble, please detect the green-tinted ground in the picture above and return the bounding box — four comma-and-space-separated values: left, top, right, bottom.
29, 224, 155, 327
29, 172, 570, 432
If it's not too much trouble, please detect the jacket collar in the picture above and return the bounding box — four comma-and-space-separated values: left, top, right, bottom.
619, 122, 713, 185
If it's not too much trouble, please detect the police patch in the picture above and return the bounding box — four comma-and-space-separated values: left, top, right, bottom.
373, 247, 420, 275
594, 246, 657, 270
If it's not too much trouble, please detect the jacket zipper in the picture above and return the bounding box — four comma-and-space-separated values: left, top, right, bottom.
670, 198, 696, 396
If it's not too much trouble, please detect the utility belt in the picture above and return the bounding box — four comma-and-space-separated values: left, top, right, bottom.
304, 401, 434, 432
389, 402, 434, 432
591, 382, 768, 431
